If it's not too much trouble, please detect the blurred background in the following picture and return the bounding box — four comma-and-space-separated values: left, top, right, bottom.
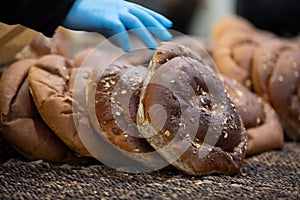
129, 0, 237, 37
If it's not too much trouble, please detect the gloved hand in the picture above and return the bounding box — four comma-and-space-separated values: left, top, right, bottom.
62, 0, 173, 51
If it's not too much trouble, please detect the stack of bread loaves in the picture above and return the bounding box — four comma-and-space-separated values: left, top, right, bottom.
0, 21, 293, 175
212, 15, 300, 142
0, 31, 247, 175
0, 32, 85, 163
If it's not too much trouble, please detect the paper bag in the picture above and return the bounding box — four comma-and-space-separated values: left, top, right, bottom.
0, 23, 37, 65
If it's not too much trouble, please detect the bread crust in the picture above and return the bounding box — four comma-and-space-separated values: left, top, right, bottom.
223, 77, 284, 155
137, 42, 247, 175
252, 41, 300, 141
0, 59, 77, 162
212, 15, 275, 89
28, 55, 91, 156
86, 61, 167, 170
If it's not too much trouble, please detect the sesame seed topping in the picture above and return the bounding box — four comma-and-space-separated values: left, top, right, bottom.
245, 79, 252, 87
192, 142, 201, 149
164, 130, 171, 137
104, 82, 110, 88
256, 117, 261, 124
170, 80, 175, 84
115, 112, 121, 116
236, 89, 243, 97
208, 147, 213, 152
110, 80, 115, 85
292, 62, 298, 69
224, 132, 228, 138
121, 90, 127, 94
294, 71, 299, 78
200, 98, 205, 104
134, 148, 140, 152
110, 98, 115, 104
278, 75, 284, 82
137, 77, 143, 83
190, 117, 195, 123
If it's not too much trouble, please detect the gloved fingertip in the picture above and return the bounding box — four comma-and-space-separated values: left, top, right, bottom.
161, 31, 173, 41
115, 33, 131, 52
147, 41, 158, 50
123, 44, 130, 52
163, 19, 173, 28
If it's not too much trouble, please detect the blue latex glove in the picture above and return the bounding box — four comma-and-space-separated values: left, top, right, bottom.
62, 0, 173, 51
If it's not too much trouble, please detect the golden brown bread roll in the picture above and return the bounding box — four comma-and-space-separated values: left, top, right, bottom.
28, 55, 91, 156
252, 41, 300, 141
223, 77, 284, 155
0, 59, 78, 162
137, 42, 247, 175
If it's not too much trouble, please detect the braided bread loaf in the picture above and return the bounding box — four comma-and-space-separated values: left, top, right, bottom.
212, 16, 275, 89
223, 77, 284, 155
137, 42, 247, 175
252, 41, 300, 141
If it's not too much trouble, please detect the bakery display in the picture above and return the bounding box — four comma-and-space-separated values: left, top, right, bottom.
137, 42, 247, 175
223, 76, 284, 155
0, 59, 78, 162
